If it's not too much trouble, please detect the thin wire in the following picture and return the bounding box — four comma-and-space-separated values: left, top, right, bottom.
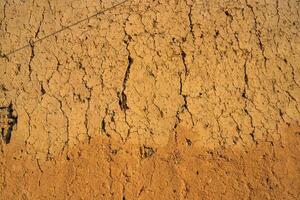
2, 0, 130, 57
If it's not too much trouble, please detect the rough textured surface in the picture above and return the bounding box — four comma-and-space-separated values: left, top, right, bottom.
0, 0, 299, 199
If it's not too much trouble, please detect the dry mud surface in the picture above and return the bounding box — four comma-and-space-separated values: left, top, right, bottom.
0, 0, 300, 199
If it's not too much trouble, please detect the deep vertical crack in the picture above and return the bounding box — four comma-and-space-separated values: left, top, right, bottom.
35, 8, 45, 39
241, 57, 256, 143
242, 57, 249, 98
28, 41, 35, 80
81, 63, 92, 142
187, 4, 195, 40
174, 74, 194, 129
119, 55, 132, 111
119, 28, 132, 112
244, 108, 256, 143
246, 0, 267, 68
181, 49, 189, 76
118, 22, 134, 140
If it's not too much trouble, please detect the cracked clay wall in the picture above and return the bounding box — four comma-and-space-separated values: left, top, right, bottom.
0, 0, 300, 199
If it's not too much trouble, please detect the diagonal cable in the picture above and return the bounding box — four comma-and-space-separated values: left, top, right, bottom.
1, 0, 130, 57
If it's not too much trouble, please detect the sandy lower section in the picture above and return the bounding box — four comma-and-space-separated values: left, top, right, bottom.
0, 126, 299, 199
0, 0, 300, 199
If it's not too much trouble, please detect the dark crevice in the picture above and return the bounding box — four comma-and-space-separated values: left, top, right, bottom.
101, 118, 110, 137
187, 4, 195, 40
242, 57, 249, 98
119, 55, 132, 111
117, 22, 134, 141
174, 74, 194, 129
140, 145, 155, 159
40, 82, 46, 95
244, 108, 256, 143
183, 95, 194, 126
214, 30, 219, 37
28, 41, 35, 80
174, 110, 181, 130
119, 28, 133, 112
224, 10, 234, 21
101, 108, 111, 137
101, 119, 106, 133
0, 50, 9, 60
186, 138, 192, 146
0, 84, 8, 92
181, 49, 189, 76
0, 103, 18, 144
35, 8, 45, 39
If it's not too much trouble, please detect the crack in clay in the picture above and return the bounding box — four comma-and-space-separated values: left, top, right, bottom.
28, 41, 35, 80
0, 103, 17, 144
81, 63, 92, 142
187, 3, 195, 40
246, 0, 267, 68
180, 49, 189, 76
0, 0, 7, 27
117, 23, 134, 141
242, 56, 249, 98
174, 74, 195, 129
35, 8, 45, 39
118, 55, 132, 112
